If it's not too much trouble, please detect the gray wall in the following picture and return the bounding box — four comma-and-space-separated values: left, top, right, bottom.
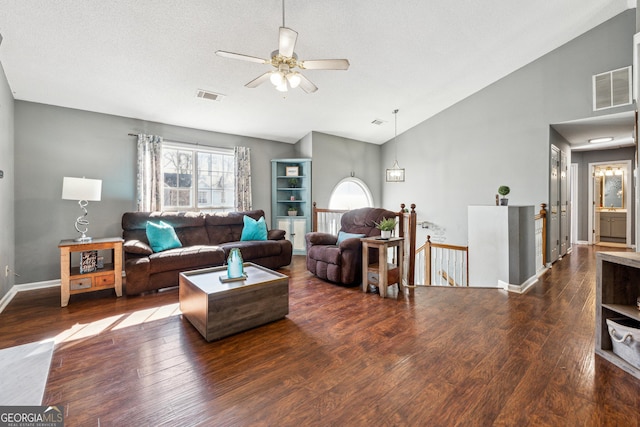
509, 205, 535, 285
571, 146, 636, 242
305, 131, 382, 209
295, 132, 313, 159
7, 9, 637, 287
14, 101, 295, 284
0, 62, 14, 300
380, 10, 635, 246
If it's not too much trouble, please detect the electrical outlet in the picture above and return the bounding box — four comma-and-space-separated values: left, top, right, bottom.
4, 265, 8, 277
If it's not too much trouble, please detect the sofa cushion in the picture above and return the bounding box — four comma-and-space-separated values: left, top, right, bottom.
122, 211, 209, 247
146, 221, 182, 252
123, 239, 153, 255
148, 245, 225, 274
219, 240, 283, 261
340, 207, 397, 237
205, 210, 265, 244
241, 215, 268, 241
307, 245, 341, 265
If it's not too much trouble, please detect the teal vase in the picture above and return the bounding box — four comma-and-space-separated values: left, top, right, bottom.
227, 248, 244, 278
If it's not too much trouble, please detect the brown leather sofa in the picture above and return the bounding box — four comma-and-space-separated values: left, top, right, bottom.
305, 207, 397, 285
121, 210, 292, 295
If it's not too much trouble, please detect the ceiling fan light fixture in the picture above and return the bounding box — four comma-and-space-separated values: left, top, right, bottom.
270, 71, 285, 86
217, 0, 349, 93
286, 72, 301, 88
276, 81, 288, 92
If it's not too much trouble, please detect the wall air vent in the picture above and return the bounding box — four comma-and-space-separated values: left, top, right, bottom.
196, 89, 224, 102
593, 66, 631, 111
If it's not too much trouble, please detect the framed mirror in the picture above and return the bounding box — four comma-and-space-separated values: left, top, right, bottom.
601, 172, 624, 208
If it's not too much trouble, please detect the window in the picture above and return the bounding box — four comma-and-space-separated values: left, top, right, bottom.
328, 177, 373, 210
162, 142, 235, 212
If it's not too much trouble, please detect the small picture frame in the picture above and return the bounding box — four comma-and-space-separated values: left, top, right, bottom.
285, 166, 299, 177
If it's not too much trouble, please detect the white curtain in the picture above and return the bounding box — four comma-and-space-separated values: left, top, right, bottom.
234, 146, 252, 211
136, 134, 163, 211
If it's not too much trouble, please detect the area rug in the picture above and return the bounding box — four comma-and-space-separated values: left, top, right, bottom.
0, 340, 55, 405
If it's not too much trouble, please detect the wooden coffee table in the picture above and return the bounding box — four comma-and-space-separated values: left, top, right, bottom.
179, 263, 289, 341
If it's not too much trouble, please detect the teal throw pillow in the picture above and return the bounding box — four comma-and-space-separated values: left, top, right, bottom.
241, 216, 268, 241
146, 221, 182, 253
337, 231, 366, 244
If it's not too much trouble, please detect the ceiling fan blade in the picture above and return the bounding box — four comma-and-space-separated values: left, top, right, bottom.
245, 72, 272, 88
298, 73, 318, 93
216, 50, 269, 64
299, 59, 350, 70
278, 27, 298, 57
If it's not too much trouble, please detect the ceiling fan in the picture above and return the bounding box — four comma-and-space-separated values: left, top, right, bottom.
215, 0, 350, 93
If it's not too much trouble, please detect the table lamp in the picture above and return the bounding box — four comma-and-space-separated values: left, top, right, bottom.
62, 177, 102, 242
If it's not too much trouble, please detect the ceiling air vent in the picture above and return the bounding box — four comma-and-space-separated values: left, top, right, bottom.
371, 119, 386, 125
196, 89, 224, 102
593, 66, 631, 111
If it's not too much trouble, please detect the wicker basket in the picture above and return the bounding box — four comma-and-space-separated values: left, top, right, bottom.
606, 318, 640, 369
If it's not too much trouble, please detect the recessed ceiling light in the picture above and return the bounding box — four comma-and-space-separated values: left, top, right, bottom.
589, 137, 614, 144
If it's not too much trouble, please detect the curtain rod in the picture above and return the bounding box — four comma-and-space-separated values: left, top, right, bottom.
128, 133, 207, 148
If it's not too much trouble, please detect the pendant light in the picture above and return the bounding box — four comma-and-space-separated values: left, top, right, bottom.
386, 109, 405, 182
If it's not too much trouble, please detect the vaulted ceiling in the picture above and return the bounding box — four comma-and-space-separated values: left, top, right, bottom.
0, 1, 633, 144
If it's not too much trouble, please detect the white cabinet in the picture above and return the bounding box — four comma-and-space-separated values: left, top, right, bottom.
278, 218, 307, 254
599, 212, 626, 239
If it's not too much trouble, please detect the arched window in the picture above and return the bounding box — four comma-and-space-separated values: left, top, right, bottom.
328, 177, 374, 210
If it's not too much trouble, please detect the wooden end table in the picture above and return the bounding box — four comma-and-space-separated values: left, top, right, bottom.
58, 237, 123, 307
361, 236, 404, 298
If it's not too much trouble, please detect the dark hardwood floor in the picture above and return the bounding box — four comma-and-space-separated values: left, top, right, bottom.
1, 245, 639, 426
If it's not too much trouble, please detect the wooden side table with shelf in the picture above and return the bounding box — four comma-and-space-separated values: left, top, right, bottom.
595, 251, 640, 379
58, 237, 124, 307
361, 236, 404, 298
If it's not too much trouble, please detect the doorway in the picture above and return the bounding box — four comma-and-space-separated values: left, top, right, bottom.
588, 160, 632, 247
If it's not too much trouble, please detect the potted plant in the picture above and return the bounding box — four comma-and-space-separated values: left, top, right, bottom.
375, 217, 398, 239
288, 206, 298, 216
498, 185, 510, 206
288, 178, 299, 188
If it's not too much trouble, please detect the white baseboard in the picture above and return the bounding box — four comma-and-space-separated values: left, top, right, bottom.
0, 280, 60, 314
0, 287, 18, 313
500, 274, 538, 294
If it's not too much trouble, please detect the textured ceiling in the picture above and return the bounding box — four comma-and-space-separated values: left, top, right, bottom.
0, 0, 634, 144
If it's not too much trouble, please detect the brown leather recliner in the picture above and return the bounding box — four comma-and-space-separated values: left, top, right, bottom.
305, 207, 398, 286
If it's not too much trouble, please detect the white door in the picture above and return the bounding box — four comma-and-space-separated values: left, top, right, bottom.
593, 172, 601, 244
549, 146, 560, 262
570, 163, 578, 244
560, 150, 569, 256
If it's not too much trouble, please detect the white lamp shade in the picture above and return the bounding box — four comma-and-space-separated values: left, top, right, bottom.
276, 81, 288, 92
286, 72, 301, 88
62, 177, 102, 201
270, 71, 284, 86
